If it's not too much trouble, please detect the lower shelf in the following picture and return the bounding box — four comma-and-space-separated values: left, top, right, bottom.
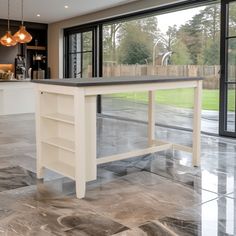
43, 161, 75, 180
42, 137, 75, 153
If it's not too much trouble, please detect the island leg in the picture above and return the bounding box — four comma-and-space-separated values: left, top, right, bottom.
35, 88, 44, 179
148, 91, 156, 146
85, 96, 97, 182
192, 80, 202, 167
74, 89, 86, 198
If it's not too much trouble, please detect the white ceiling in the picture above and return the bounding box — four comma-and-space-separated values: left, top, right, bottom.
0, 0, 137, 24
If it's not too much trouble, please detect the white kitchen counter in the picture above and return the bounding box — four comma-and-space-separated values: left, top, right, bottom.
0, 81, 35, 115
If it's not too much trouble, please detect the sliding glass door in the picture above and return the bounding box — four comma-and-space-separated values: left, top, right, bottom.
64, 27, 97, 78
220, 0, 236, 137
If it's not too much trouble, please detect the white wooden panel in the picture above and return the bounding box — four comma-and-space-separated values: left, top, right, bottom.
85, 96, 97, 181
0, 82, 35, 115
97, 143, 173, 165
74, 88, 86, 198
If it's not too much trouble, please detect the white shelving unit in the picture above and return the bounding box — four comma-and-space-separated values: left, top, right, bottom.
37, 90, 76, 180
41, 143, 75, 179
35, 84, 97, 199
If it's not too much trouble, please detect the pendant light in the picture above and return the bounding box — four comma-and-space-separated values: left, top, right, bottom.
13, 0, 32, 43
0, 0, 17, 47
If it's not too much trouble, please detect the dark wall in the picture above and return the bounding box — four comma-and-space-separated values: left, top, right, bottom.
0, 44, 19, 64
0, 19, 47, 65
0, 24, 19, 64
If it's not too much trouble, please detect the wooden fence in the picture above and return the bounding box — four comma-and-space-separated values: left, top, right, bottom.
103, 65, 221, 89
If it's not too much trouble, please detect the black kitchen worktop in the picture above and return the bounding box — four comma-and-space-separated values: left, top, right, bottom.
32, 76, 203, 87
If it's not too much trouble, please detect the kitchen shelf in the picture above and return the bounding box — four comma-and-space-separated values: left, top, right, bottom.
27, 46, 46, 51
37, 89, 77, 185
40, 92, 74, 117
41, 113, 74, 124
42, 137, 75, 153
43, 160, 75, 180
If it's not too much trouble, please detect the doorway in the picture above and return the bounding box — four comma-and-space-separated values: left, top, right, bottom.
64, 26, 97, 78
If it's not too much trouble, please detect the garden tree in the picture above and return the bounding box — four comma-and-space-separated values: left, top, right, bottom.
178, 4, 220, 65
200, 5, 220, 41
203, 40, 220, 65
178, 13, 205, 64
136, 17, 160, 43
159, 25, 178, 51
82, 32, 93, 75
118, 23, 151, 64
103, 23, 122, 63
119, 40, 150, 64
117, 16, 159, 64
170, 40, 191, 65
228, 40, 236, 68
228, 3, 236, 35
225, 3, 236, 71
200, 5, 220, 64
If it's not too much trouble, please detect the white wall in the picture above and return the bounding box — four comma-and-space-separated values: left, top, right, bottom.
48, 0, 184, 78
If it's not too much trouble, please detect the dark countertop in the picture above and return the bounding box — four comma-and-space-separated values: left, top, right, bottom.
32, 76, 203, 87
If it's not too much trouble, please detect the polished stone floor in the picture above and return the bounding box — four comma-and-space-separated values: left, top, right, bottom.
0, 113, 236, 235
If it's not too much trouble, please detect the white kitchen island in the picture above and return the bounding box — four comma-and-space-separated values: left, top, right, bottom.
33, 76, 203, 198
0, 81, 35, 115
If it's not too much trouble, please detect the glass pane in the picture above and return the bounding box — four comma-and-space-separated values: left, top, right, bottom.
82, 52, 92, 78
68, 53, 81, 78
69, 33, 81, 53
67, 30, 94, 78
82, 31, 92, 51
228, 2, 236, 37
102, 3, 220, 134
227, 38, 236, 82
226, 84, 235, 132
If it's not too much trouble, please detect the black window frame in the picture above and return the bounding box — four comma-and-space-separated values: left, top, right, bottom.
219, 0, 236, 138
64, 0, 220, 127
64, 25, 99, 78
64, 0, 218, 78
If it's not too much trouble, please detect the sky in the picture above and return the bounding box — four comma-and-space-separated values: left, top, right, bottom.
157, 6, 205, 33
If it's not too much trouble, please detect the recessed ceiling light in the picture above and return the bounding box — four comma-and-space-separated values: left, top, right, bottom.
37, 14, 40, 17
64, 5, 69, 9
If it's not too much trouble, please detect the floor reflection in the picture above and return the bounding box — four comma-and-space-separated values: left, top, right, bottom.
0, 113, 236, 235
102, 96, 220, 134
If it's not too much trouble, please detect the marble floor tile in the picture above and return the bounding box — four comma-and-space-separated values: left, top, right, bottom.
112, 228, 147, 236
139, 153, 236, 195
0, 171, 218, 235
0, 166, 35, 192
0, 186, 129, 236
114, 194, 236, 236
156, 195, 236, 236
100, 151, 236, 196
0, 113, 236, 235
0, 154, 63, 181
83, 171, 218, 228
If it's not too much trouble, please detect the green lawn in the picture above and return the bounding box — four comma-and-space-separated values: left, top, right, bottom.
110, 89, 235, 111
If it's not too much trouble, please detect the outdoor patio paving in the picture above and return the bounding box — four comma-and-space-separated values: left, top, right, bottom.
102, 96, 225, 135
